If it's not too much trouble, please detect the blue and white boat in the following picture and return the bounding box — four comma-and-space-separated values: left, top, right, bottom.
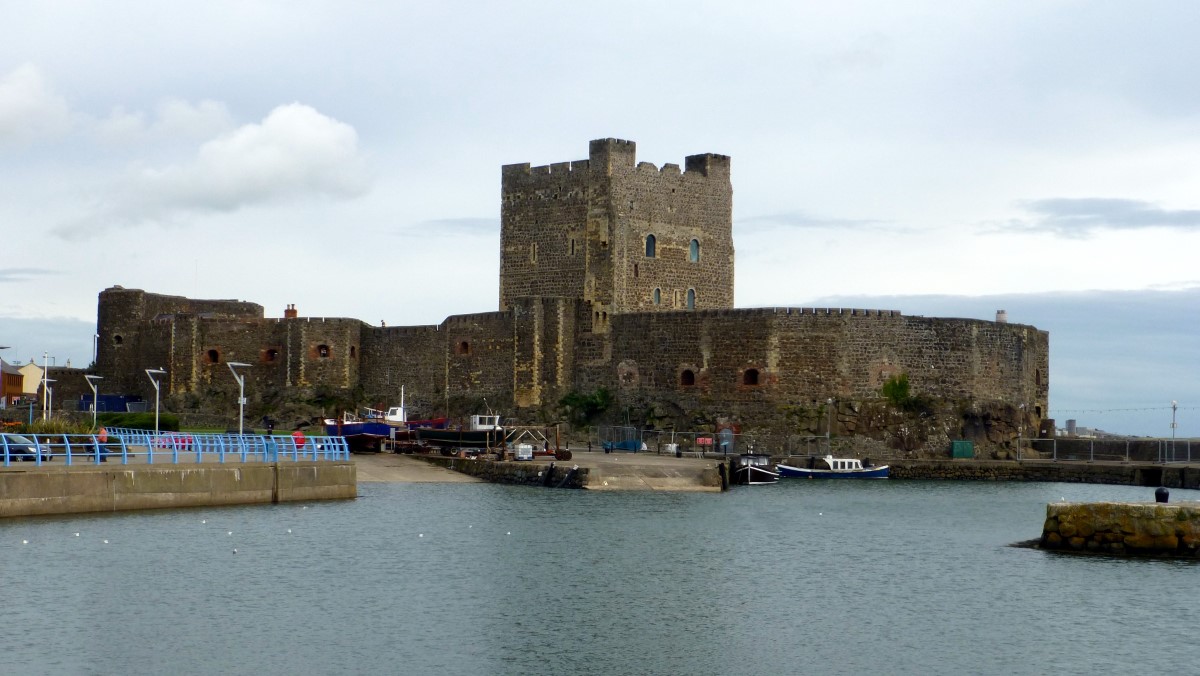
776, 455, 889, 479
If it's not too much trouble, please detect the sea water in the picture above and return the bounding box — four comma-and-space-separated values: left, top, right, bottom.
2, 480, 1198, 675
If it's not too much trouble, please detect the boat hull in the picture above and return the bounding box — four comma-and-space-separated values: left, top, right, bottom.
324, 419, 394, 454
732, 465, 780, 485
730, 454, 779, 485
416, 428, 504, 448
776, 463, 889, 479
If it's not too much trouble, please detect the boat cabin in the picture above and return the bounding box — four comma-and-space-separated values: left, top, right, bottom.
470, 414, 502, 431
823, 456, 864, 471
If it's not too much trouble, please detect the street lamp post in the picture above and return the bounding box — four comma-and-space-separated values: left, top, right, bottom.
0, 346, 9, 409
44, 379, 56, 420
145, 368, 166, 434
1018, 403, 1025, 462
84, 375, 103, 429
1171, 400, 1178, 460
227, 362, 250, 436
42, 351, 49, 421
826, 398, 834, 453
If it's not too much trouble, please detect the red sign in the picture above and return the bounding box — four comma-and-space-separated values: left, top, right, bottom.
696, 437, 713, 445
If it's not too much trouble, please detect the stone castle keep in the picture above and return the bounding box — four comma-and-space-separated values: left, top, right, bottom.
94, 138, 1049, 452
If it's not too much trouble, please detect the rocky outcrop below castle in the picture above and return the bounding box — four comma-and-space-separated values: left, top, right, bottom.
1040, 502, 1200, 557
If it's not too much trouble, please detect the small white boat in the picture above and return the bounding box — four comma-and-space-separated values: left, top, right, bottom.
776, 455, 889, 479
731, 453, 779, 485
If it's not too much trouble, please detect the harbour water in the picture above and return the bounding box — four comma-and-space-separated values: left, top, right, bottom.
4, 480, 1199, 675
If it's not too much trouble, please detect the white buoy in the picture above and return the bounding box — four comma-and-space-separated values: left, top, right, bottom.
22, 539, 28, 544
507, 532, 511, 535
202, 520, 206, 524
287, 529, 292, 534
103, 539, 109, 544
233, 549, 237, 554
74, 533, 80, 537
418, 534, 423, 538
228, 531, 233, 536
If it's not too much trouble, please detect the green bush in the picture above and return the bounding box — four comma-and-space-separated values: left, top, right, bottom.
97, 412, 180, 431
882, 373, 911, 407
558, 388, 614, 428
881, 373, 936, 416
15, 419, 94, 435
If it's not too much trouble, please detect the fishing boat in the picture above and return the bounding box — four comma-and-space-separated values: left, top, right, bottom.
323, 410, 393, 453
730, 453, 779, 485
775, 455, 889, 479
416, 414, 505, 450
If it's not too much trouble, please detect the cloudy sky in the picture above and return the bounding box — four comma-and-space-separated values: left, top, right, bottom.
2, 1, 1197, 437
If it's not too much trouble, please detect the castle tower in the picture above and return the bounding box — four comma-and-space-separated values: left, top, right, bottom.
499, 139, 734, 324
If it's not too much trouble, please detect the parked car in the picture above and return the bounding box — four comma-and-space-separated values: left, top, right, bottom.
153, 433, 193, 450
0, 434, 53, 462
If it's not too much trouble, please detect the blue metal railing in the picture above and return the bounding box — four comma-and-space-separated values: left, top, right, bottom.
0, 430, 349, 467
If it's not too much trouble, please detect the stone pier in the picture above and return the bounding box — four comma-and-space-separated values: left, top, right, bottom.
1040, 501, 1200, 557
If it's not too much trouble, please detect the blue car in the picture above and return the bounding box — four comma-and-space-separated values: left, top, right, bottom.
1, 434, 53, 462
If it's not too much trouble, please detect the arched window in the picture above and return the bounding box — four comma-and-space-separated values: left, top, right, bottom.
687, 288, 696, 309
349, 346, 357, 359
633, 263, 639, 278
317, 344, 330, 358
113, 335, 123, 345
645, 234, 656, 258
652, 288, 661, 305
205, 349, 220, 364
689, 239, 700, 262
680, 370, 695, 386
743, 368, 760, 386
263, 348, 279, 363
456, 341, 471, 356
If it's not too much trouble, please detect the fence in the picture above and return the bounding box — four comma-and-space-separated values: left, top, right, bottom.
0, 429, 350, 467
1029, 437, 1196, 464
593, 427, 832, 457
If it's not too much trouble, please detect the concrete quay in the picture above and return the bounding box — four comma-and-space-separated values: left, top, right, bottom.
356, 451, 1200, 492
356, 449, 725, 491
0, 461, 356, 518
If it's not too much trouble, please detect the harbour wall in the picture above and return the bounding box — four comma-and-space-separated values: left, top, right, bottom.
889, 460, 1200, 489
1040, 502, 1200, 557
0, 463, 357, 518
420, 456, 589, 488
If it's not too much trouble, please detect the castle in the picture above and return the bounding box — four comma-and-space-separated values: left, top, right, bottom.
94, 138, 1049, 451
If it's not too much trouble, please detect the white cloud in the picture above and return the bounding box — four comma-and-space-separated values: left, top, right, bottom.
0, 63, 71, 143
56, 103, 370, 238
94, 98, 234, 144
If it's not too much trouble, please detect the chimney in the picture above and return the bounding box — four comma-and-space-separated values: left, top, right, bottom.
284, 304, 298, 319
996, 309, 1008, 324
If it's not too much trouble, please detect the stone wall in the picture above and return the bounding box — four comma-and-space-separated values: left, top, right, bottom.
360, 323, 445, 413
1041, 502, 1200, 557
96, 287, 265, 397
889, 460, 1200, 488
587, 307, 1048, 442
421, 455, 588, 488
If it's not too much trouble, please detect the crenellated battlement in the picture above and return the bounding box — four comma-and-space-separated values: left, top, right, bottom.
367, 324, 442, 335
618, 307, 904, 321
503, 138, 729, 190
443, 311, 511, 326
